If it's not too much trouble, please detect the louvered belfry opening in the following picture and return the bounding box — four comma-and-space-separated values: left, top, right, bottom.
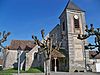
74, 17, 79, 28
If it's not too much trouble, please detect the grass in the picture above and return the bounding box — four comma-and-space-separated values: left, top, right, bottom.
0, 68, 18, 73
0, 67, 43, 74
0, 73, 12, 75
26, 67, 43, 73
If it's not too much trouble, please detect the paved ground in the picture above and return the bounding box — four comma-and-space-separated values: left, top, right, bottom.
13, 72, 100, 75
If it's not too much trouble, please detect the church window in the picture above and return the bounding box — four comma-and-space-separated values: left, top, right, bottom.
0, 48, 1, 52
34, 52, 38, 59
74, 15, 80, 28
62, 21, 65, 31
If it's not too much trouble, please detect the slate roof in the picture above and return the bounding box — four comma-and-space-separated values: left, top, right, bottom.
59, 0, 84, 18
51, 49, 65, 58
66, 0, 84, 11
89, 51, 100, 59
8, 40, 35, 51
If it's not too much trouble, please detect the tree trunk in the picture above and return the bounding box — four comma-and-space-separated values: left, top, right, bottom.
44, 59, 50, 75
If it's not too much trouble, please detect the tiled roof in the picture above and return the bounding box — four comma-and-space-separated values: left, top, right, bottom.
89, 51, 100, 59
51, 49, 65, 58
8, 40, 35, 51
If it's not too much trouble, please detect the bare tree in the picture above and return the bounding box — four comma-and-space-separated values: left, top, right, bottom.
0, 31, 10, 68
32, 29, 52, 75
77, 24, 100, 57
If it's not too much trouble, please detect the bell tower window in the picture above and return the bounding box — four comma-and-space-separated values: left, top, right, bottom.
74, 15, 79, 28
62, 21, 65, 31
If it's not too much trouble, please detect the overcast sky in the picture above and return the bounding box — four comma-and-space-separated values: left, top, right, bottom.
0, 0, 100, 46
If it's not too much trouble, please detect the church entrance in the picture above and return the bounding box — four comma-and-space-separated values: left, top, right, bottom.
51, 49, 65, 72
51, 58, 59, 72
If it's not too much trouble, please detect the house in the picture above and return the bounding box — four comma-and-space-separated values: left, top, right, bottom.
85, 51, 100, 72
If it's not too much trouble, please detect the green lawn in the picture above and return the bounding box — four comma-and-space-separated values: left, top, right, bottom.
0, 67, 43, 74
0, 73, 12, 75
26, 67, 43, 73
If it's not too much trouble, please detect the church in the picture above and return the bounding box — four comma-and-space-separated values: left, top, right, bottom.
49, 0, 86, 72
4, 0, 99, 72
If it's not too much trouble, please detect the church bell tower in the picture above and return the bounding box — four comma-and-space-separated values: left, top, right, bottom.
59, 0, 86, 72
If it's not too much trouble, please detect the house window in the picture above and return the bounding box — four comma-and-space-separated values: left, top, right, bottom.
74, 15, 80, 28
62, 21, 65, 31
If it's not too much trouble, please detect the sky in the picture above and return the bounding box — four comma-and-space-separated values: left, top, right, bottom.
0, 0, 100, 46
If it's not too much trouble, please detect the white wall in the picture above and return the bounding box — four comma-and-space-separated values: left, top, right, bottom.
96, 63, 100, 72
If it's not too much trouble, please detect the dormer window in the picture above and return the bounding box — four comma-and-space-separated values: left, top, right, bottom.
74, 15, 79, 28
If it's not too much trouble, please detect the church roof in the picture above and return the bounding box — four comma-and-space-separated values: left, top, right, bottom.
66, 0, 84, 11
59, 0, 84, 18
51, 49, 65, 58
7, 40, 35, 51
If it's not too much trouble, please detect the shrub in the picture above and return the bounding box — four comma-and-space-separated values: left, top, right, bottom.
26, 67, 43, 73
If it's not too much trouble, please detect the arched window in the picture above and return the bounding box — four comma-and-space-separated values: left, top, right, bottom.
74, 15, 79, 28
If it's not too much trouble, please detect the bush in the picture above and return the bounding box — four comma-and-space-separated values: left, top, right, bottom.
26, 67, 43, 73
35, 67, 44, 72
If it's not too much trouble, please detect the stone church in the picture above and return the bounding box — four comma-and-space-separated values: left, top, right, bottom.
49, 0, 86, 72
4, 0, 92, 72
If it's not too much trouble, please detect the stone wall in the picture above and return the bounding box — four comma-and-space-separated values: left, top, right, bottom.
65, 9, 86, 72
25, 45, 38, 71
4, 50, 17, 69
4, 50, 26, 70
